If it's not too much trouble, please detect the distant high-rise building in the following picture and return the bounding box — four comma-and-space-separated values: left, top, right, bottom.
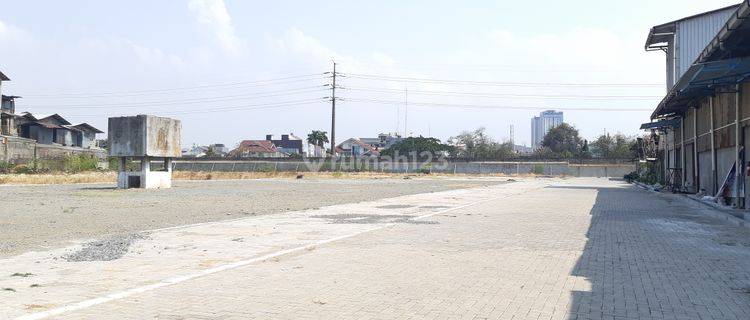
531, 110, 563, 148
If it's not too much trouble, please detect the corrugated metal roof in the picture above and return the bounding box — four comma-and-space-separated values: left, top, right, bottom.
645, 4, 740, 50
71, 123, 104, 134
675, 8, 737, 80
648, 3, 750, 119
698, 0, 750, 62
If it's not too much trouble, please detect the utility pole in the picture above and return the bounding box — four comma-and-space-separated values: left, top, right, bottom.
510, 125, 515, 152
330, 61, 337, 156
404, 84, 408, 137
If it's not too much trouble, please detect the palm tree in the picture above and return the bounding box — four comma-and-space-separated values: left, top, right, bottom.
307, 130, 329, 157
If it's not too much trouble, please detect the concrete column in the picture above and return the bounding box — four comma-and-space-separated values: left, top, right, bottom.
141, 156, 150, 173
119, 157, 127, 173
693, 107, 698, 192
681, 117, 686, 189
710, 97, 717, 194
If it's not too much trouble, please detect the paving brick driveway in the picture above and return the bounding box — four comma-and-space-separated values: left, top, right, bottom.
9, 178, 750, 319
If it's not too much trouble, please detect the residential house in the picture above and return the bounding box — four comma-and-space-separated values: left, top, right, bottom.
1, 95, 19, 135
0, 70, 8, 101
16, 112, 102, 148
0, 70, 102, 150
266, 134, 303, 155
359, 133, 402, 150
642, 3, 750, 207
335, 133, 402, 157
182, 143, 229, 157
229, 140, 285, 158
336, 138, 381, 157
69, 123, 104, 149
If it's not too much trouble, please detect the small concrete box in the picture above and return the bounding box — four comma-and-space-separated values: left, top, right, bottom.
108, 115, 181, 189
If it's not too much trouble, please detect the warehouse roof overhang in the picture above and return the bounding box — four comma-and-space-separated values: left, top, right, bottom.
645, 4, 741, 51
640, 118, 681, 130
651, 2, 750, 119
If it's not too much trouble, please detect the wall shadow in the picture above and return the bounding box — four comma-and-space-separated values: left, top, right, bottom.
565, 183, 750, 319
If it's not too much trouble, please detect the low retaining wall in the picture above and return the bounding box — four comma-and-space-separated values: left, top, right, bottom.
173, 160, 635, 177
1, 135, 106, 164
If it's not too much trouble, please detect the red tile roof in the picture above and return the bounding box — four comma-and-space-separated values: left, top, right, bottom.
230, 140, 279, 155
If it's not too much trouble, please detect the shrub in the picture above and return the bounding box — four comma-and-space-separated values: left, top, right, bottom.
63, 155, 99, 173
624, 171, 639, 183
14, 165, 33, 174
532, 164, 545, 175
0, 162, 14, 174
416, 163, 432, 174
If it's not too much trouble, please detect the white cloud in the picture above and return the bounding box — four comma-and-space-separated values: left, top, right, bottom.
270, 28, 402, 74
188, 0, 243, 56
0, 19, 30, 43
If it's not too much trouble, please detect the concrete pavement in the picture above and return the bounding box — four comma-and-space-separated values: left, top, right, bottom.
2, 178, 750, 319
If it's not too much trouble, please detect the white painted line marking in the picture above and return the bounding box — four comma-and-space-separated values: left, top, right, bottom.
17, 186, 535, 320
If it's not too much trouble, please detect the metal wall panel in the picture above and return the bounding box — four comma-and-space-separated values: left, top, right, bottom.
676, 8, 735, 79
698, 151, 714, 194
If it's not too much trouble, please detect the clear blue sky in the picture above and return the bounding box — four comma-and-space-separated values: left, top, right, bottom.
0, 0, 739, 147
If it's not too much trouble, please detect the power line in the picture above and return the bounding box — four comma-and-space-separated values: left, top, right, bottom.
344, 86, 662, 100
25, 86, 328, 109
342, 98, 652, 112
23, 73, 327, 98
335, 61, 637, 73
343, 73, 663, 88
61, 98, 328, 117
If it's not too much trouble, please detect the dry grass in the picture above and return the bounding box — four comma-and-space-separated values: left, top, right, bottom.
0, 170, 531, 185
0, 171, 421, 185
0, 172, 117, 185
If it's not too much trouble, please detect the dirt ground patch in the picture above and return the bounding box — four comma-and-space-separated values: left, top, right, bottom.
0, 177, 507, 257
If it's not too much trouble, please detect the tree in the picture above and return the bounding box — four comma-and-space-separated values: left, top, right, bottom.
540, 123, 583, 157
306, 130, 329, 156
204, 146, 217, 157
448, 127, 514, 160
380, 136, 453, 158
590, 133, 637, 159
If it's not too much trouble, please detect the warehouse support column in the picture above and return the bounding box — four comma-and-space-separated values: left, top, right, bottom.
693, 107, 699, 191
681, 117, 686, 189
710, 97, 717, 194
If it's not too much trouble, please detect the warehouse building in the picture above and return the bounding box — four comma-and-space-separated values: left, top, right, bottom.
644, 2, 750, 207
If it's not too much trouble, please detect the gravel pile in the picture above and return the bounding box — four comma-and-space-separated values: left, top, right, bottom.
313, 213, 438, 225
64, 233, 147, 262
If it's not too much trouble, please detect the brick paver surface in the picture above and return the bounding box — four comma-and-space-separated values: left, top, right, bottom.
14, 178, 750, 319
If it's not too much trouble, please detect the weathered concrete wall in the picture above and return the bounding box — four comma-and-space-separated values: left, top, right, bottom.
109, 115, 182, 158
81, 132, 96, 149
173, 160, 635, 177
31, 126, 54, 145
0, 134, 105, 164
1, 135, 35, 163
698, 151, 713, 194
35, 144, 106, 161
108, 116, 146, 156
56, 129, 73, 146
145, 116, 181, 157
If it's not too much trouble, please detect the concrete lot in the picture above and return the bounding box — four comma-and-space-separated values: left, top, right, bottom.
0, 177, 504, 257
2, 177, 750, 319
